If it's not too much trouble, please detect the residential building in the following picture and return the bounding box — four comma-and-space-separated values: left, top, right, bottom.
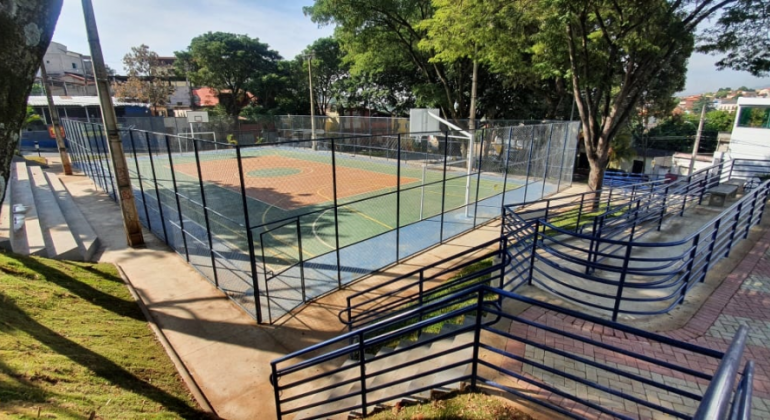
726, 97, 770, 160
716, 98, 739, 113
39, 42, 97, 96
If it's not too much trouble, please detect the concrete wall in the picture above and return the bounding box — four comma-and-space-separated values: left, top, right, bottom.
43, 42, 89, 76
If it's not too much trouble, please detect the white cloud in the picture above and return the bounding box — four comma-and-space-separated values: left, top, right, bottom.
52, 0, 334, 71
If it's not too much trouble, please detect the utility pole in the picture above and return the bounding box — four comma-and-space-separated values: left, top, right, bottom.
689, 101, 707, 176
82, 0, 144, 247
306, 51, 317, 151
40, 65, 72, 175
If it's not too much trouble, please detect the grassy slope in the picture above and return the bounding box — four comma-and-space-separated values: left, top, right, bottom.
367, 391, 533, 420
0, 251, 208, 419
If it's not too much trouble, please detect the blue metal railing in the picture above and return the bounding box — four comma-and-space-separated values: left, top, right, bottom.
271, 285, 753, 420
502, 159, 770, 321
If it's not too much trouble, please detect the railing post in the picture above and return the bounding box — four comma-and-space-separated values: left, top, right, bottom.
470, 289, 485, 390
681, 233, 701, 300
693, 326, 748, 420
726, 202, 743, 258
575, 194, 585, 231
528, 220, 539, 284
611, 241, 634, 322
418, 270, 425, 322
680, 179, 690, 216
358, 331, 368, 418
271, 364, 282, 420
658, 186, 669, 231
745, 189, 758, 239
703, 219, 720, 280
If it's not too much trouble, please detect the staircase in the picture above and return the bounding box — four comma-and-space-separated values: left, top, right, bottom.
0, 158, 100, 261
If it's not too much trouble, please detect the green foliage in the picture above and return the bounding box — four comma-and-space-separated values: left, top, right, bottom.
302, 37, 348, 115
176, 32, 281, 117
22, 106, 41, 129
609, 129, 636, 168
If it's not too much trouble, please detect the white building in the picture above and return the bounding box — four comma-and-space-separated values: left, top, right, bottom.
726, 98, 770, 160
43, 42, 92, 77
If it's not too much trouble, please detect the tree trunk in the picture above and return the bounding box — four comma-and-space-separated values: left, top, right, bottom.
0, 1, 63, 208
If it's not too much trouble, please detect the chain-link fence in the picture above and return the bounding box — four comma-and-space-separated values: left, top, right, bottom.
62, 118, 580, 323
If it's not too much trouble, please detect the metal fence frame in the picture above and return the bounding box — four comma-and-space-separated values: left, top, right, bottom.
62, 118, 580, 323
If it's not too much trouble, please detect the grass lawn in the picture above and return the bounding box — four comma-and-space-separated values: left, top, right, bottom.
366, 391, 533, 419
0, 251, 209, 419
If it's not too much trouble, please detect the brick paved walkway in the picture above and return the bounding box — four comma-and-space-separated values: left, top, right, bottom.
498, 226, 770, 419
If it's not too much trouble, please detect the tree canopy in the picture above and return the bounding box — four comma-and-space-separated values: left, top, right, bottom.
176, 32, 282, 117
112, 45, 175, 114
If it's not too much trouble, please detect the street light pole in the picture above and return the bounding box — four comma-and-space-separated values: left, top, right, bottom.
40, 65, 72, 175
689, 102, 707, 176
306, 51, 317, 150
82, 0, 144, 247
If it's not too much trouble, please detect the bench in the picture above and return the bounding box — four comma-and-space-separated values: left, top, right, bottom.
708, 184, 739, 207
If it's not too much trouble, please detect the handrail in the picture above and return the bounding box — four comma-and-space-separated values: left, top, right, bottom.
692, 326, 748, 420
271, 284, 750, 420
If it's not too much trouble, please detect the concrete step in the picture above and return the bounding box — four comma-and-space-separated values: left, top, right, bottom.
295, 358, 362, 420
10, 161, 45, 256
27, 165, 80, 260
0, 178, 11, 251
44, 171, 100, 261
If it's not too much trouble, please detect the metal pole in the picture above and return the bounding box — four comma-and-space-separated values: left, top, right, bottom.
82, 0, 144, 246
473, 129, 484, 227
235, 146, 262, 324
464, 126, 474, 217
331, 138, 342, 287
419, 163, 426, 220
307, 52, 317, 151
127, 131, 151, 231
540, 124, 555, 200
144, 132, 168, 242
164, 135, 190, 262
192, 139, 219, 287
500, 127, 513, 208
439, 133, 449, 242
396, 134, 401, 262
689, 103, 707, 176
40, 65, 72, 175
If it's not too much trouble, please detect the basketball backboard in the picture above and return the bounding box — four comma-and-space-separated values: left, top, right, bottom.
409, 108, 440, 135
187, 111, 210, 124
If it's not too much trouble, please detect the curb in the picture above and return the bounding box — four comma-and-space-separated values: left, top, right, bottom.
115, 264, 219, 417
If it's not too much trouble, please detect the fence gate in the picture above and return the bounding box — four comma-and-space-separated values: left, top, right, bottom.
259, 219, 307, 309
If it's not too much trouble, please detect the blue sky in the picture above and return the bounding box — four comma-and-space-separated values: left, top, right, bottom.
53, 0, 769, 96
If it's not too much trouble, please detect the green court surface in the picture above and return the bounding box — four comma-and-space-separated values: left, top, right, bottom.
128, 146, 522, 274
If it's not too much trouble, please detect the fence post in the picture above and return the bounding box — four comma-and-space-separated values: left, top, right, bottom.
330, 138, 343, 287
726, 202, 743, 258
704, 219, 720, 280
473, 129, 484, 227
143, 132, 168, 242
164, 135, 190, 262
127, 130, 151, 231
540, 124, 554, 200
528, 220, 539, 284
681, 233, 701, 300
358, 332, 368, 418
396, 134, 401, 262
439, 133, 449, 243
470, 289, 485, 390
612, 242, 634, 322
191, 139, 219, 287
522, 127, 536, 201
500, 127, 513, 208
555, 124, 570, 192
235, 146, 262, 324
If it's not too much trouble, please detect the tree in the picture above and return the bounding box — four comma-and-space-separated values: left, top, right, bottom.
692, 96, 714, 115
0, 1, 63, 207
302, 37, 348, 116
176, 32, 281, 118
497, 0, 770, 193
111, 45, 175, 115
305, 0, 474, 120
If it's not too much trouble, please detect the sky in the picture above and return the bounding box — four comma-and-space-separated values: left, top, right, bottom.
52, 0, 769, 96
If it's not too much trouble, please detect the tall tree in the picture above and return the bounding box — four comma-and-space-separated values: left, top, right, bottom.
305, 0, 473, 120
0, 0, 63, 207
513, 0, 770, 192
302, 37, 348, 116
112, 45, 175, 115
176, 32, 281, 118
